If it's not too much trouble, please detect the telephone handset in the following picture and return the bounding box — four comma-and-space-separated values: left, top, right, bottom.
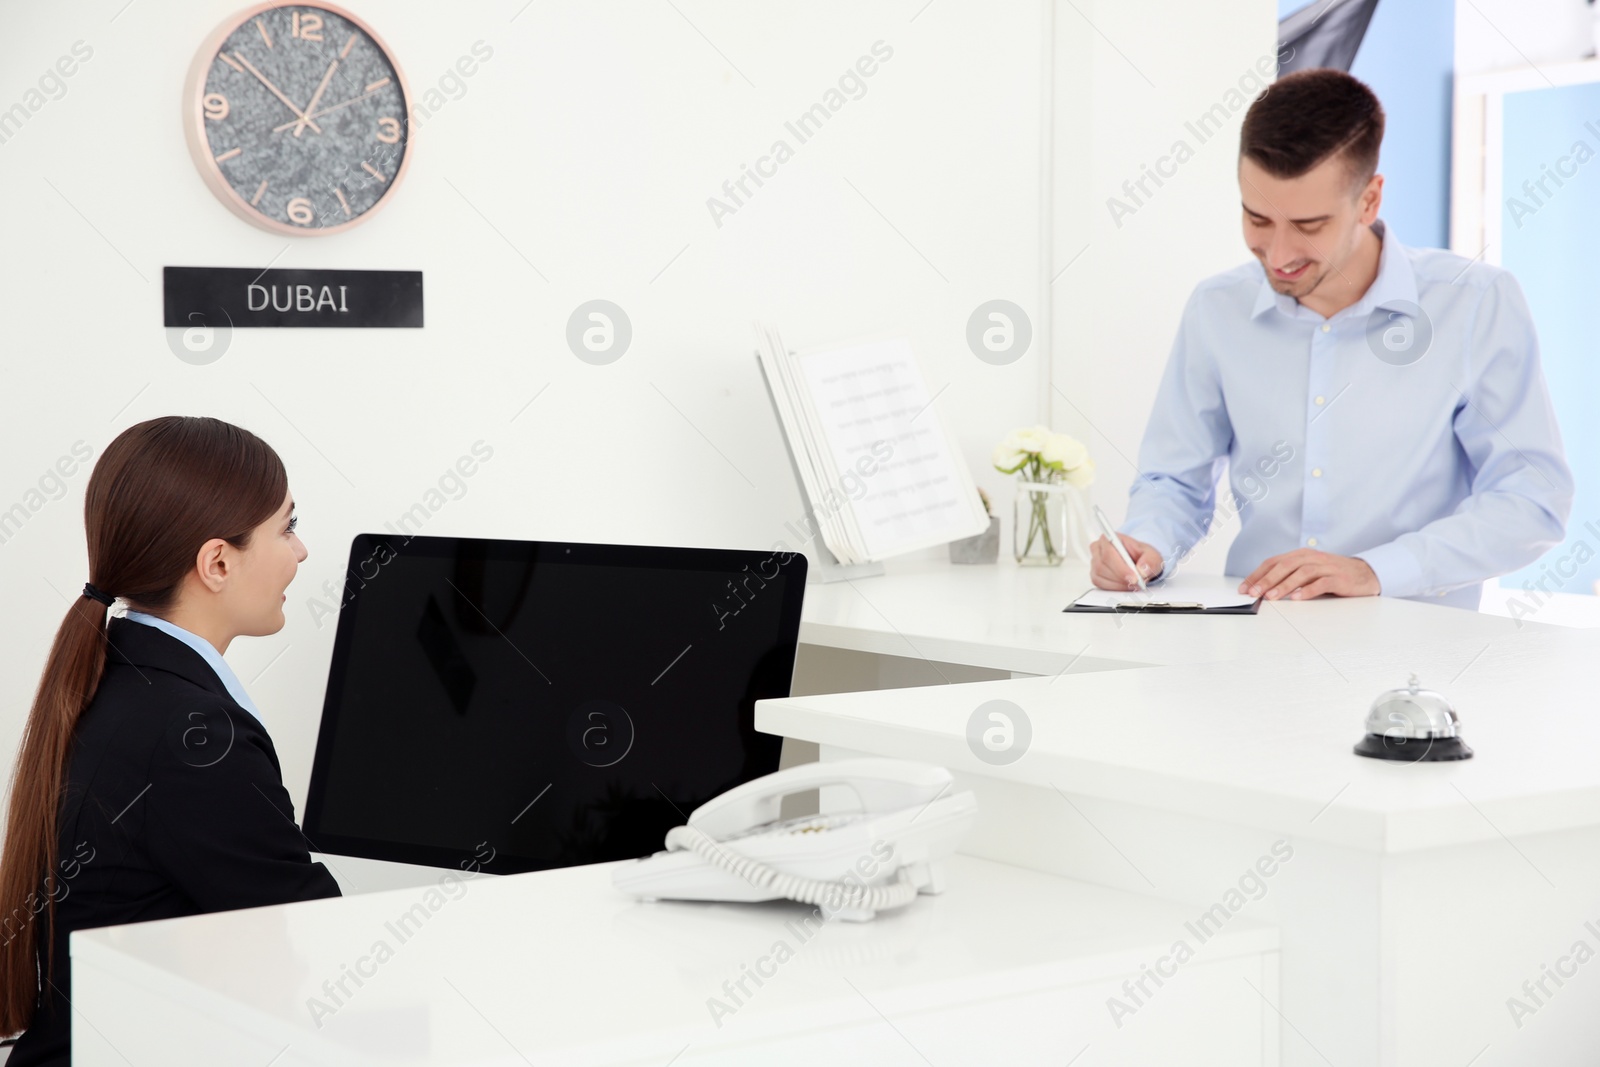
611, 758, 977, 922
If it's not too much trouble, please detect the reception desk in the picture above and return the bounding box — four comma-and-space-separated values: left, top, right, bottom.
72, 855, 1278, 1065
68, 558, 1593, 1066
762, 618, 1600, 1067
794, 557, 1543, 679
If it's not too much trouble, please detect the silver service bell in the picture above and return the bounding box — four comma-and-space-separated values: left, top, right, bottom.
1352, 673, 1473, 762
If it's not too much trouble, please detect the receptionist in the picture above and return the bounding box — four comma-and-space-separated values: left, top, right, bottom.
0, 416, 340, 1065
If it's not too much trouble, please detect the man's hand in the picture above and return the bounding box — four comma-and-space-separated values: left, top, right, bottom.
1090, 534, 1164, 590
1239, 550, 1380, 601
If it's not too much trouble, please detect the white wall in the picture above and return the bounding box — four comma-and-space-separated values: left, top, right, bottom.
0, 0, 1275, 818
1053, 0, 1277, 573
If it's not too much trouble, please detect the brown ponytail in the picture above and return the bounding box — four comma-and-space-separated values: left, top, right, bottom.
0, 416, 288, 1035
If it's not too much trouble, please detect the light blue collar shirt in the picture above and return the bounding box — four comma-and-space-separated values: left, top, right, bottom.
123, 611, 265, 726
1123, 221, 1572, 610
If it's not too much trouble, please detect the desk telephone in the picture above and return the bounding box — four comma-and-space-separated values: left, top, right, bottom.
611, 759, 977, 921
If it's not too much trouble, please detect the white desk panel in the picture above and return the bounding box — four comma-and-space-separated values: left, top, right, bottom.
764, 626, 1600, 853
72, 856, 1277, 1066
797, 557, 1549, 675
761, 625, 1600, 1066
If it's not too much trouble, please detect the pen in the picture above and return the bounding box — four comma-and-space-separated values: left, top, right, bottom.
1092, 504, 1147, 592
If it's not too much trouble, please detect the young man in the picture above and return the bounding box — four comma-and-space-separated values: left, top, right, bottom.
1091, 68, 1571, 610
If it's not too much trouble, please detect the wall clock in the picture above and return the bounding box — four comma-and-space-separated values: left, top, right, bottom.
184, 3, 411, 235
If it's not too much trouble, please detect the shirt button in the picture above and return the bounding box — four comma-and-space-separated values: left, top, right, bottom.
1312, 468, 1323, 478
1314, 395, 1326, 405
1321, 323, 1331, 333
1307, 537, 1319, 547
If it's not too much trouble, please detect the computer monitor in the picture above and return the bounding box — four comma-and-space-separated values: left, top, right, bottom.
303, 534, 807, 875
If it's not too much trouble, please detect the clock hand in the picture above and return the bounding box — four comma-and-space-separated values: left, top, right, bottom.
291, 58, 340, 138
230, 51, 323, 134
270, 84, 388, 133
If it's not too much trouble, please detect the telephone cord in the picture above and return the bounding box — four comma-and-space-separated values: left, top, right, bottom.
664, 824, 921, 913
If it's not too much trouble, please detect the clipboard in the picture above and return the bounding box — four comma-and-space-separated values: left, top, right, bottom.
1063, 574, 1262, 615
1063, 596, 1262, 615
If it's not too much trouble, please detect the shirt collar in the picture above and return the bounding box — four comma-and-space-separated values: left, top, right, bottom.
122, 611, 265, 726
1250, 219, 1417, 321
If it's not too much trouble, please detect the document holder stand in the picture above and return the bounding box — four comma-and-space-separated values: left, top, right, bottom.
756, 352, 885, 584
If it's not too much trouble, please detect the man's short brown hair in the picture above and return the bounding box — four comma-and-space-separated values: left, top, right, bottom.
1240, 68, 1384, 186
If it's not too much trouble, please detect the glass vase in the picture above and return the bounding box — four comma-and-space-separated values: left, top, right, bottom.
1013, 479, 1092, 566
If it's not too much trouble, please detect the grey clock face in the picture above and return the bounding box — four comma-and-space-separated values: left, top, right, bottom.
197, 5, 408, 232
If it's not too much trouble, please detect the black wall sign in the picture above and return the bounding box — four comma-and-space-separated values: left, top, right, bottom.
163, 266, 423, 329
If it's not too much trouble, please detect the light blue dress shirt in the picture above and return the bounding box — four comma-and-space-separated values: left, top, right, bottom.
123, 611, 265, 725
1123, 221, 1573, 610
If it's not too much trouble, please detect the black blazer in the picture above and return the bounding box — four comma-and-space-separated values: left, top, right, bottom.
9, 617, 340, 1066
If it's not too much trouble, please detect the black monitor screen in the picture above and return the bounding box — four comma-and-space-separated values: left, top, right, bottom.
303, 535, 807, 875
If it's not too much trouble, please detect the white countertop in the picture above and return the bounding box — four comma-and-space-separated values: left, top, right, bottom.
760, 625, 1600, 853
798, 557, 1547, 673
71, 854, 1273, 1066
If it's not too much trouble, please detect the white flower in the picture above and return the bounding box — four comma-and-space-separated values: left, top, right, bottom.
1011, 426, 1050, 454
1062, 457, 1095, 488
992, 444, 1029, 473
1041, 433, 1088, 471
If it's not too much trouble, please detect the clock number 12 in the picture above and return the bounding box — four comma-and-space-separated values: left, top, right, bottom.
291, 11, 324, 42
